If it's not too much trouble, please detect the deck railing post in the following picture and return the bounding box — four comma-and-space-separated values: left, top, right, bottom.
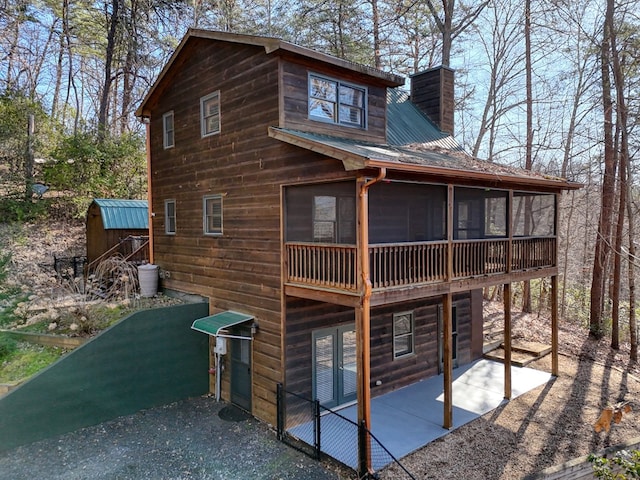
313, 399, 321, 460
276, 383, 284, 441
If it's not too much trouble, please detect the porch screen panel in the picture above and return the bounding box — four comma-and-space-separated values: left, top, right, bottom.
285, 182, 356, 244
369, 182, 446, 243
454, 187, 507, 239
341, 329, 357, 398
314, 334, 334, 404
512, 192, 555, 236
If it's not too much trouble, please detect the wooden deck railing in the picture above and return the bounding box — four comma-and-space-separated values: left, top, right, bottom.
286, 242, 358, 290
370, 242, 447, 289
285, 236, 556, 291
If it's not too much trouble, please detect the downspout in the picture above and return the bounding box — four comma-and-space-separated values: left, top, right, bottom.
357, 167, 386, 475
145, 119, 154, 265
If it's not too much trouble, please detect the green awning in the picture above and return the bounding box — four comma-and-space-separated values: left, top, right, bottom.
191, 311, 254, 336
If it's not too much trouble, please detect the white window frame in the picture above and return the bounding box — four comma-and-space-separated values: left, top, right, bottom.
203, 194, 223, 236
393, 311, 415, 359
200, 91, 221, 137
164, 199, 176, 235
163, 111, 174, 149
308, 73, 367, 128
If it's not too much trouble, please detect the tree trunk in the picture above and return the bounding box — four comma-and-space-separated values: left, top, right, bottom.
608, 0, 631, 356
521, 0, 533, 314
611, 141, 624, 350
24, 114, 34, 202
370, 0, 381, 69
98, 0, 121, 143
627, 164, 637, 362
589, 0, 616, 339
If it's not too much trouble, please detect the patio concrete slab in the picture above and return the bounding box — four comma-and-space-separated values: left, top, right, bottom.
288, 359, 551, 470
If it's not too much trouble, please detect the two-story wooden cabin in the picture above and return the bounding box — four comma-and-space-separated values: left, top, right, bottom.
136, 29, 579, 471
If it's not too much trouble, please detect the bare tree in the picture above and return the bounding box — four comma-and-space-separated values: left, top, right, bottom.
589, 0, 617, 339
424, 0, 489, 66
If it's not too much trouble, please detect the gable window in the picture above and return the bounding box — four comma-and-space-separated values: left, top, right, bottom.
163, 111, 174, 149
203, 194, 223, 235
165, 199, 176, 234
309, 74, 366, 128
393, 311, 415, 358
200, 91, 220, 137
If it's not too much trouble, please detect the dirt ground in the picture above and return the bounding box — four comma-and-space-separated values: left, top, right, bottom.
3, 220, 640, 479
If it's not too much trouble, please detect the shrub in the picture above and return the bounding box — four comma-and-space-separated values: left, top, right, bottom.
589, 449, 640, 479
0, 334, 18, 362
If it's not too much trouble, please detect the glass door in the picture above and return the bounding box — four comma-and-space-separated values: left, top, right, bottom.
313, 324, 357, 408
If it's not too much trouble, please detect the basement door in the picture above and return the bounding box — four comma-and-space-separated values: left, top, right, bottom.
312, 324, 357, 409
230, 326, 252, 411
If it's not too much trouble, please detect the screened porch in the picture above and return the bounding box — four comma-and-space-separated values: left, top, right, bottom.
284, 181, 557, 295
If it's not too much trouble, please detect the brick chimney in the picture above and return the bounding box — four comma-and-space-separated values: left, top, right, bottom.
410, 66, 455, 135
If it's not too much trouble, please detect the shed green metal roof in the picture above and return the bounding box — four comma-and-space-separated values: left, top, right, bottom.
93, 199, 149, 230
386, 89, 461, 149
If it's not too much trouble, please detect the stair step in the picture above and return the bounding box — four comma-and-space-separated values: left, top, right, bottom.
483, 349, 537, 367
510, 341, 551, 357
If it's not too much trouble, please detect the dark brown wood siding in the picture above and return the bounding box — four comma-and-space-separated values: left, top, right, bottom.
147, 39, 361, 424
280, 60, 387, 143
284, 292, 475, 400
148, 40, 285, 422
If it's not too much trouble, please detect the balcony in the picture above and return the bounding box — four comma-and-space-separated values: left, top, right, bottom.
284, 236, 556, 297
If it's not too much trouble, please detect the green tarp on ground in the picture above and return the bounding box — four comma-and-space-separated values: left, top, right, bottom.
0, 302, 209, 452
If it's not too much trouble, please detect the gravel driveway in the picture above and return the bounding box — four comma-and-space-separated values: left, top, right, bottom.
0, 395, 352, 480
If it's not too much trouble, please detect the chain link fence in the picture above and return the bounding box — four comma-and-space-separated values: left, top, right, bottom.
276, 383, 416, 480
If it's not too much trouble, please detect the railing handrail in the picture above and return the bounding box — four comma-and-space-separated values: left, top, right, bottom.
285, 236, 556, 247
285, 237, 556, 291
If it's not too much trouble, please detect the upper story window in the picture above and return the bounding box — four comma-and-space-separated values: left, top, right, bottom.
308, 74, 366, 128
165, 199, 176, 234
163, 111, 174, 149
203, 194, 223, 236
201, 91, 220, 137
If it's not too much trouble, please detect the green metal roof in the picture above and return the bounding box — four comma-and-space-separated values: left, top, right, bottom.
93, 199, 148, 230
268, 127, 581, 190
386, 89, 461, 149
191, 311, 254, 336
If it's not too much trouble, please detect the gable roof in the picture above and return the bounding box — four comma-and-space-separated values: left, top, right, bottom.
91, 199, 149, 230
136, 29, 404, 117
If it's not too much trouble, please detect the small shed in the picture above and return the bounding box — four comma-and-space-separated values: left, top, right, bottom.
86, 199, 149, 266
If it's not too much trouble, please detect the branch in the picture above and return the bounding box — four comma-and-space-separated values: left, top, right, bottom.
424, 0, 445, 33
452, 1, 490, 40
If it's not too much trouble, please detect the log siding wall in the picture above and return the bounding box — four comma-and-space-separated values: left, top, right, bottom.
284, 293, 475, 401
147, 39, 364, 424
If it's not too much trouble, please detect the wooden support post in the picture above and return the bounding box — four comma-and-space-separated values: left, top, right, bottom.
443, 292, 453, 429
356, 170, 385, 476
503, 283, 512, 400
551, 275, 559, 376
